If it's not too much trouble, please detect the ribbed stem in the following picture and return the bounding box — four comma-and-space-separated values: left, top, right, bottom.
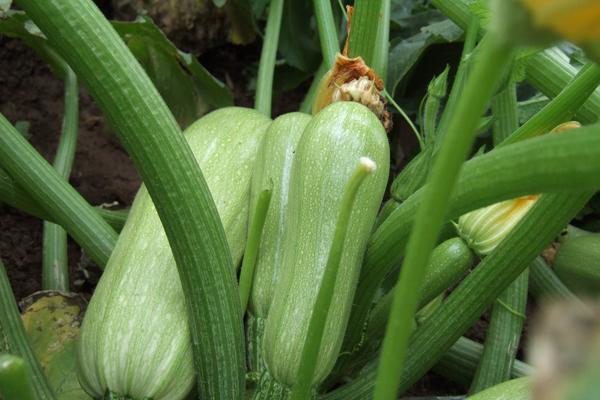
15, 1, 245, 398
42, 52, 79, 291
0, 259, 55, 399
255, 0, 284, 116
0, 169, 127, 231
348, 124, 600, 351
322, 191, 592, 400
373, 35, 514, 400
0, 114, 117, 267
347, 0, 383, 70
469, 271, 528, 393
500, 63, 600, 146
434, 336, 533, 388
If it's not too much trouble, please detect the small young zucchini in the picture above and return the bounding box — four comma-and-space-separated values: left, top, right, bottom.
261, 101, 390, 389
554, 233, 600, 295
77, 107, 271, 400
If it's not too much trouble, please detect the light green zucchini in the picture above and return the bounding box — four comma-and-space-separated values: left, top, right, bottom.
246, 112, 311, 373
261, 102, 390, 389
249, 112, 312, 319
554, 233, 600, 295
77, 107, 271, 400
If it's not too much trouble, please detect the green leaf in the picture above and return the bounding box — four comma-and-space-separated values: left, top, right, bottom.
387, 19, 463, 94
112, 17, 233, 128
278, 0, 321, 72
213, 0, 226, 7
20, 292, 90, 400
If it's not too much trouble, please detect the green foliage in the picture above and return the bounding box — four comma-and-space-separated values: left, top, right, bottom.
113, 17, 233, 128
387, 19, 462, 94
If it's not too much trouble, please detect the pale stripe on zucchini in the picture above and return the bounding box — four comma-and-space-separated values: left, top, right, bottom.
77, 108, 271, 400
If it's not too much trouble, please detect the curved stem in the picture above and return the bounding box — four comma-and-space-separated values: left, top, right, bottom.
290, 158, 376, 400
15, 1, 245, 398
373, 34, 514, 400
255, 0, 284, 116
0, 114, 117, 267
43, 50, 79, 291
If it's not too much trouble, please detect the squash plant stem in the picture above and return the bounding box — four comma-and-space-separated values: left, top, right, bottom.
373, 34, 515, 400
255, 0, 284, 117
42, 50, 79, 292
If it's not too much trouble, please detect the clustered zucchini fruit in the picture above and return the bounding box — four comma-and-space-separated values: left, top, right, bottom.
77, 100, 390, 399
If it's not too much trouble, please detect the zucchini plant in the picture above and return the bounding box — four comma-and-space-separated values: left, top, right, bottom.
2, 0, 600, 400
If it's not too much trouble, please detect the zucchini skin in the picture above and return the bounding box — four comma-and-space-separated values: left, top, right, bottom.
262, 102, 390, 387
554, 233, 600, 295
77, 108, 271, 400
249, 112, 312, 319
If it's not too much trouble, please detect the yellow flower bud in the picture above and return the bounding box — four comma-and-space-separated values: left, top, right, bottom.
458, 195, 539, 256
458, 120, 581, 256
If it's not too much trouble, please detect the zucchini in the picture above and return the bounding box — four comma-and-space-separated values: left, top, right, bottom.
246, 112, 311, 373
249, 112, 312, 319
466, 377, 531, 400
77, 107, 271, 400
261, 102, 390, 389
554, 233, 600, 295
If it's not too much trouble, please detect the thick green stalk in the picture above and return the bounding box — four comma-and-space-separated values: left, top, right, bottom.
0, 169, 127, 232
491, 83, 518, 144
500, 63, 600, 146
349, 124, 600, 350
434, 16, 480, 148
239, 190, 272, 313
434, 337, 533, 388
372, 0, 390, 78
0, 260, 55, 399
469, 271, 528, 393
469, 75, 527, 393
323, 191, 592, 400
373, 35, 514, 400
347, 0, 383, 70
0, 114, 117, 267
312, 0, 339, 69
255, 0, 284, 116
431, 0, 600, 124
16, 1, 245, 398
290, 159, 375, 400
0, 355, 37, 400
43, 55, 79, 291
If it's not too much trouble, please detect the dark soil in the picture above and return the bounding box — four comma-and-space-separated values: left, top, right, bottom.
0, 37, 141, 299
